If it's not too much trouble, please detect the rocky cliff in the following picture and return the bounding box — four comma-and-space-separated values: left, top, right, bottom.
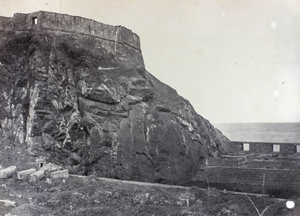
0, 11, 229, 185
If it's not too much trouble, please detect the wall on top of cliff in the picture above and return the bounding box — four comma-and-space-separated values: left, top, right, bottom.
0, 11, 140, 51
0, 11, 229, 185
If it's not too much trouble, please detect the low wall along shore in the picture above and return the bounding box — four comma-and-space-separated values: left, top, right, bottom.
229, 141, 300, 155
195, 167, 300, 198
196, 141, 300, 198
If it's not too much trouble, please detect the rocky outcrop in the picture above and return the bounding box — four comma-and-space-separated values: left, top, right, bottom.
0, 11, 229, 185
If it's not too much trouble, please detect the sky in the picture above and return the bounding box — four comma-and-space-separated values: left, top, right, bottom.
0, 0, 299, 123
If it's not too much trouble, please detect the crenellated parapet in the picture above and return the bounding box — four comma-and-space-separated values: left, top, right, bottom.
0, 11, 141, 51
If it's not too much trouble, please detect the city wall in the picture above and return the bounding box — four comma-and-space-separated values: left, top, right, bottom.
206, 156, 247, 167
245, 159, 300, 170
201, 141, 300, 197
0, 11, 141, 50
195, 167, 300, 198
229, 141, 300, 155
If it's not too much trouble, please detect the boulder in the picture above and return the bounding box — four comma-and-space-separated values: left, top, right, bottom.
0, 166, 17, 178
0, 11, 229, 185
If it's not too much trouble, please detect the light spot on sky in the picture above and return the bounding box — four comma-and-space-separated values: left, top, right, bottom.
270, 21, 277, 29
273, 91, 279, 97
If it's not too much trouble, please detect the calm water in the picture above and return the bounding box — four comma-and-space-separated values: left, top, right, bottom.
214, 122, 300, 143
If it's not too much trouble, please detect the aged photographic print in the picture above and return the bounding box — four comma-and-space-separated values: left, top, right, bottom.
0, 0, 299, 215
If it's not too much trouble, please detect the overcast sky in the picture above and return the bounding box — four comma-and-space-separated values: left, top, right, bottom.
0, 0, 299, 123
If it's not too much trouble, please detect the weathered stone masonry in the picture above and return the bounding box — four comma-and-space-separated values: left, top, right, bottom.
196, 166, 300, 197
0, 11, 140, 49
0, 11, 143, 64
229, 141, 300, 155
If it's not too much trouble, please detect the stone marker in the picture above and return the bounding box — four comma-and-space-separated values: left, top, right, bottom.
0, 199, 17, 207
41, 163, 62, 172
29, 169, 45, 182
50, 169, 69, 179
178, 193, 195, 207
0, 166, 17, 179
17, 168, 36, 180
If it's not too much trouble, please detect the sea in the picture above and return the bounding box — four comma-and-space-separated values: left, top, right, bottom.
214, 122, 300, 143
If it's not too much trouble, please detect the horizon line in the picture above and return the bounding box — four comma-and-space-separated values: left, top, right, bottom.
213, 121, 300, 125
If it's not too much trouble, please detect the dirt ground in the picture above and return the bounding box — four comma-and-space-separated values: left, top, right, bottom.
0, 174, 299, 216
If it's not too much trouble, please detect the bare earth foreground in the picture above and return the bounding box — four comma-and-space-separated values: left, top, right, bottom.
0, 174, 299, 216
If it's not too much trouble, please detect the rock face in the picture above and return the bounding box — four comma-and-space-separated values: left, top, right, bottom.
0, 11, 229, 184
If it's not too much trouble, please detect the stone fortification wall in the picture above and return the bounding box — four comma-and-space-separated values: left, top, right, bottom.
206, 157, 247, 167
245, 159, 300, 170
0, 11, 140, 50
206, 158, 300, 170
229, 141, 299, 155
0, 16, 11, 31
196, 167, 300, 197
